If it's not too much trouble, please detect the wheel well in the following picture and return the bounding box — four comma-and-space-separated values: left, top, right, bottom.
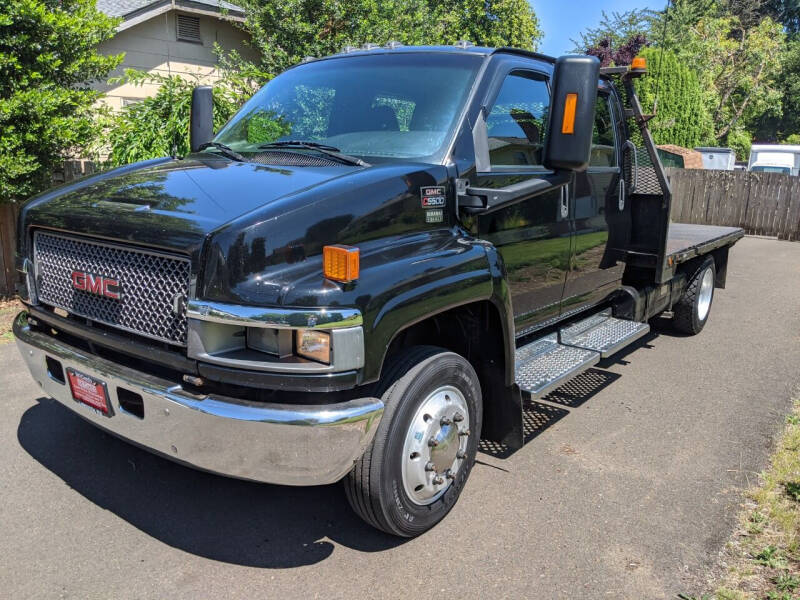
381, 300, 509, 401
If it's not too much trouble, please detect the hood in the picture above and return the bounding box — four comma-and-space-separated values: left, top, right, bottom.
20, 155, 358, 259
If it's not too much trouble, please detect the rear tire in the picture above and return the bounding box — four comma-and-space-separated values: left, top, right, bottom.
673, 256, 715, 335
344, 346, 482, 537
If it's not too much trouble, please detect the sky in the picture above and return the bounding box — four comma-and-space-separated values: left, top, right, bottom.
535, 0, 657, 56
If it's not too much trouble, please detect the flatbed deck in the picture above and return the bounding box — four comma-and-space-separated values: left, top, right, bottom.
666, 223, 744, 264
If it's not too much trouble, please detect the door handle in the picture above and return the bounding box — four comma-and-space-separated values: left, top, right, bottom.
618, 179, 625, 211
560, 186, 569, 218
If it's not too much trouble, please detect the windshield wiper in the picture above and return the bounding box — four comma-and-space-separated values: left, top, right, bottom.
258, 140, 369, 167
198, 142, 246, 162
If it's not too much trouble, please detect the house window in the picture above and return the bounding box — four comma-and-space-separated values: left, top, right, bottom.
176, 14, 201, 43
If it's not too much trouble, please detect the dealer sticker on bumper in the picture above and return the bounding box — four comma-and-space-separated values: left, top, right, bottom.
66, 368, 113, 417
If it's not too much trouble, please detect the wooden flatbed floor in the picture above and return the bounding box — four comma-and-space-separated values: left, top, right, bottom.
667, 223, 745, 264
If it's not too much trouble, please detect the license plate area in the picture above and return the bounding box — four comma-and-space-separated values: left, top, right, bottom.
66, 368, 113, 417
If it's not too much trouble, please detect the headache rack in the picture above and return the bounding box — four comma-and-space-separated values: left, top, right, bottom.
602, 64, 674, 284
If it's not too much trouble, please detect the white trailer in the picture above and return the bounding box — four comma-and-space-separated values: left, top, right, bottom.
695, 147, 736, 170
748, 144, 800, 176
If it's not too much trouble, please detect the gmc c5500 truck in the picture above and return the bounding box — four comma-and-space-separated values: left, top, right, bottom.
14, 45, 743, 537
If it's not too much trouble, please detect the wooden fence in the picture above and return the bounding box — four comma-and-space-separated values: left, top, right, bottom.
667, 168, 800, 240
0, 203, 19, 298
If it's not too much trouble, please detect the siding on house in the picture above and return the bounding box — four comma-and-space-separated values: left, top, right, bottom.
95, 9, 259, 111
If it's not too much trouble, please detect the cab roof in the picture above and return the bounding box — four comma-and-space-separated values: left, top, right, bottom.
310, 44, 556, 65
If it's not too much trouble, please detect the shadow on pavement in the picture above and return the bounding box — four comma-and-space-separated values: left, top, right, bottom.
17, 398, 405, 568
479, 367, 622, 459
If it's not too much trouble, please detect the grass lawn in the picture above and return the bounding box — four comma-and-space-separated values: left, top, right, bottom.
682, 397, 800, 600
0, 298, 22, 344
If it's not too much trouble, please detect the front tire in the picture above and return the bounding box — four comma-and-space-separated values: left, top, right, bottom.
673, 256, 715, 335
344, 346, 482, 537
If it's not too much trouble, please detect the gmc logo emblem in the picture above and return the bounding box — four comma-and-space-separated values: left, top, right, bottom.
71, 271, 121, 300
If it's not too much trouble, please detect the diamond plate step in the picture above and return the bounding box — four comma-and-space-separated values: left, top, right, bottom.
514, 334, 600, 398
560, 312, 650, 358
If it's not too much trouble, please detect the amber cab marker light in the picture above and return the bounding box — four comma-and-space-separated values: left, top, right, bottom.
561, 93, 578, 135
323, 245, 360, 282
631, 56, 647, 70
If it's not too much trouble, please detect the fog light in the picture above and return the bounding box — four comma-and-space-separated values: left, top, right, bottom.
247, 327, 293, 357
296, 329, 330, 363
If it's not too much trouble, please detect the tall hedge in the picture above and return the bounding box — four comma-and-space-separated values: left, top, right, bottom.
0, 0, 122, 202
633, 47, 715, 149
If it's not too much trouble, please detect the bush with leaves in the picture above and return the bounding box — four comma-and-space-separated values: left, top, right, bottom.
634, 47, 715, 149
0, 0, 122, 202
105, 56, 270, 167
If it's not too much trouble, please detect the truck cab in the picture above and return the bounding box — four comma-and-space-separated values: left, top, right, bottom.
748, 144, 800, 176
13, 44, 743, 537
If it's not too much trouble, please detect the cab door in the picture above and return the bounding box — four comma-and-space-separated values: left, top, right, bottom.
467, 68, 571, 336
561, 88, 626, 316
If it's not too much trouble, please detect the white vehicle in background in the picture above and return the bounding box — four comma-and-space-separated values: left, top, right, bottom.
695, 147, 736, 170
748, 144, 800, 176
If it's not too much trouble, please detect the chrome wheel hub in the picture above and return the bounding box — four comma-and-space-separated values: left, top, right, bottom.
697, 268, 714, 321
401, 385, 470, 505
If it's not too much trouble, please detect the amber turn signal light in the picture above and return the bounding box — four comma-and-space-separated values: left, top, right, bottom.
631, 56, 647, 70
323, 245, 360, 282
561, 93, 578, 135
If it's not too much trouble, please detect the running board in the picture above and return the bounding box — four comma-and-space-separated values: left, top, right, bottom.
560, 310, 650, 358
515, 334, 599, 398
514, 312, 650, 398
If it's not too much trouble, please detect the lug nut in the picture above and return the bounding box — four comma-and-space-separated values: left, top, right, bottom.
428, 437, 439, 447
453, 412, 464, 422
459, 428, 470, 437
445, 469, 455, 480
440, 417, 452, 426
456, 450, 466, 459
432, 475, 444, 485
424, 461, 436, 472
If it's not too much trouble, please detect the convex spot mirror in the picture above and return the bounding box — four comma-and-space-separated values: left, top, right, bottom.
544, 55, 600, 172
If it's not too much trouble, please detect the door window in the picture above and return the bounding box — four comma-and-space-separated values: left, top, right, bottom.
589, 93, 618, 167
486, 72, 550, 168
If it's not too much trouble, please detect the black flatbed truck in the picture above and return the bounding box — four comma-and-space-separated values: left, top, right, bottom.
13, 44, 742, 537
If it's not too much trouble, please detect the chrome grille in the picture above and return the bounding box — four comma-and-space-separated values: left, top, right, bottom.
34, 231, 191, 345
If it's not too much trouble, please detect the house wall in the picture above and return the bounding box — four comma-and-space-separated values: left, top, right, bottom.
95, 10, 259, 111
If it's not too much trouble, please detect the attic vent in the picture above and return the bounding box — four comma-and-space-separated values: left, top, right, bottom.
176, 14, 201, 43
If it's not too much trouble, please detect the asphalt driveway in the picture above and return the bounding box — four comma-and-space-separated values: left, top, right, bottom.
1, 236, 798, 599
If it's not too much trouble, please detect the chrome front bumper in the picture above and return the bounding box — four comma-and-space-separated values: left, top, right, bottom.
13, 312, 383, 486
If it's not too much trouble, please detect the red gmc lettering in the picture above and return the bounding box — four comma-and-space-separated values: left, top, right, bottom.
70, 271, 121, 300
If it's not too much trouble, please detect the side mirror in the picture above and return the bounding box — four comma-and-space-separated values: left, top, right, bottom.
544, 55, 600, 172
190, 86, 213, 153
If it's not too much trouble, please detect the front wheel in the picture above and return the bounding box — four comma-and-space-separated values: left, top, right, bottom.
344, 346, 482, 537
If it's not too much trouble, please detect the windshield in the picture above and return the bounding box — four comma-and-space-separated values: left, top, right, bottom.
751, 165, 791, 174
213, 53, 482, 164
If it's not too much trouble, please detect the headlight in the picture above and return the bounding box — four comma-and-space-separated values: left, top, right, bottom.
295, 329, 331, 364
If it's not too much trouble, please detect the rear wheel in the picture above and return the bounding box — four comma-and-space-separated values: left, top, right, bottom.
673, 256, 715, 335
344, 346, 482, 537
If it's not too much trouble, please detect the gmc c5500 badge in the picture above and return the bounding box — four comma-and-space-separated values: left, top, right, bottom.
421, 186, 446, 208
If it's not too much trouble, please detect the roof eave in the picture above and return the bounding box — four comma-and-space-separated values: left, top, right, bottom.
116, 0, 245, 32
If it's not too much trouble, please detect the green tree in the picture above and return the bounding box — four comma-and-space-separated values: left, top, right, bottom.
634, 47, 715, 148
751, 38, 800, 141
241, 0, 542, 73
0, 0, 122, 202
571, 9, 655, 52
680, 15, 784, 142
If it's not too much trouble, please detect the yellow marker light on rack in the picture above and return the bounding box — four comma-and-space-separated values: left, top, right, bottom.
561, 93, 578, 135
323, 245, 360, 282
631, 56, 647, 70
